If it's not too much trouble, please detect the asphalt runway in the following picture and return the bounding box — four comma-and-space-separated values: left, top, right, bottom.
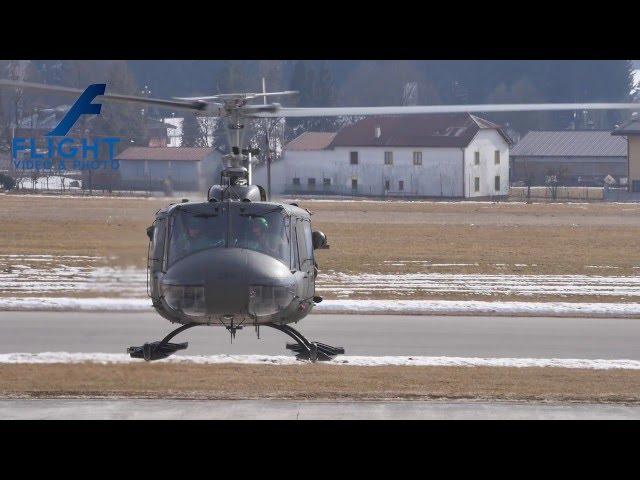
1, 399, 639, 419
0, 311, 639, 359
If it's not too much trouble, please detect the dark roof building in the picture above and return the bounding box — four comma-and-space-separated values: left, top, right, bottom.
511, 130, 627, 157
328, 113, 512, 148
277, 113, 511, 199
510, 130, 628, 186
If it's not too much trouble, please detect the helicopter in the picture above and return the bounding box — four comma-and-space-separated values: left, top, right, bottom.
1, 77, 638, 362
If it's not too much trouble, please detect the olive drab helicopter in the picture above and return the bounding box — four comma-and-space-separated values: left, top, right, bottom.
2, 77, 638, 362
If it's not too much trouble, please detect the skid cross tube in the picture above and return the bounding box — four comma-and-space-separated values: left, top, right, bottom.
128, 322, 344, 362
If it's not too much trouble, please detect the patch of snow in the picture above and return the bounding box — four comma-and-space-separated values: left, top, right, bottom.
1, 352, 639, 370
0, 297, 151, 311
0, 297, 639, 318
317, 272, 640, 298
0, 255, 146, 295
318, 299, 640, 317
15, 175, 81, 190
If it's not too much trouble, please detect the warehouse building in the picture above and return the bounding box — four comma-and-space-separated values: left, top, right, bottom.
111, 147, 221, 192
510, 130, 628, 187
257, 113, 511, 198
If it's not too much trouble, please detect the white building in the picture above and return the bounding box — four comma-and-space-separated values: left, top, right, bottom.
255, 113, 511, 198
162, 117, 218, 147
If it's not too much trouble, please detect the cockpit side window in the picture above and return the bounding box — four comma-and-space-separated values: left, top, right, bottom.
230, 209, 291, 266
167, 207, 225, 267
291, 218, 300, 271
295, 218, 313, 270
151, 218, 167, 269
302, 221, 314, 264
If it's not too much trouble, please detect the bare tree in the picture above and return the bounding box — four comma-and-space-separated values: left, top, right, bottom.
522, 158, 534, 203
545, 166, 568, 200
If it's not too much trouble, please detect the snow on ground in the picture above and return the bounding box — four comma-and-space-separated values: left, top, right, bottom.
0, 297, 151, 311
0, 255, 146, 296
319, 299, 640, 317
318, 271, 640, 298
4, 255, 640, 299
286, 197, 521, 205
1, 351, 639, 370
1, 296, 639, 317
15, 175, 81, 190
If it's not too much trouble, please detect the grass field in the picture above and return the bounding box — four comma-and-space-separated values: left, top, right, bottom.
2, 363, 640, 403
1, 194, 639, 302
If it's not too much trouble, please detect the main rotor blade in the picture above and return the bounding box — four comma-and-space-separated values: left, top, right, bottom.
176, 91, 298, 101
0, 79, 210, 113
253, 90, 299, 98
249, 103, 640, 118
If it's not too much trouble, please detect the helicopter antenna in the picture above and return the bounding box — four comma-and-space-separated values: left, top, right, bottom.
262, 77, 271, 200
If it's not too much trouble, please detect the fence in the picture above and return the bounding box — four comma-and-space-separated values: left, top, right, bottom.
509, 186, 604, 201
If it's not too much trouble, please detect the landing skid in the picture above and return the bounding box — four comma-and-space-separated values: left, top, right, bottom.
127, 322, 344, 363
266, 323, 345, 362
127, 323, 196, 361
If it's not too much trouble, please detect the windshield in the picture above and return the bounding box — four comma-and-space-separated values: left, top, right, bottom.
168, 207, 225, 266
230, 209, 291, 266
166, 204, 292, 267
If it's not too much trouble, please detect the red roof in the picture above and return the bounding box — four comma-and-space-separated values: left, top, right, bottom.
285, 132, 337, 151
115, 147, 214, 162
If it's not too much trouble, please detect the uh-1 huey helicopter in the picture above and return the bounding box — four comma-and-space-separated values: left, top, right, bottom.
2, 76, 639, 362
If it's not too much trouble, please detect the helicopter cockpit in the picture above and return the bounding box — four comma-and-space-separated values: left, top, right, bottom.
165, 203, 292, 267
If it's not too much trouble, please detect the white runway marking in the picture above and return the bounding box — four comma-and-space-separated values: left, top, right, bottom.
3, 399, 640, 419
2, 352, 640, 370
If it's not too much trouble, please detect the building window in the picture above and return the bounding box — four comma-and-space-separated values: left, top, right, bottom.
292, 177, 300, 186
308, 178, 316, 188
399, 180, 404, 191
413, 151, 422, 165
494, 175, 500, 191
323, 178, 331, 187
384, 151, 393, 165
474, 177, 480, 192
351, 178, 358, 190
494, 150, 500, 165
384, 180, 390, 191
350, 152, 358, 165
474, 151, 480, 165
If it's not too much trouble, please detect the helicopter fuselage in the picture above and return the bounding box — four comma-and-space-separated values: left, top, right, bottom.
147, 198, 323, 328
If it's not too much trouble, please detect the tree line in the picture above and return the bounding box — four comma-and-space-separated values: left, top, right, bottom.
1, 60, 636, 157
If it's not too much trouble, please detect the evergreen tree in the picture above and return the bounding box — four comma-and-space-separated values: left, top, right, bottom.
290, 60, 311, 106
181, 113, 207, 147
90, 61, 147, 150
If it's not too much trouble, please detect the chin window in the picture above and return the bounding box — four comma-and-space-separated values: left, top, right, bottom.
162, 284, 206, 316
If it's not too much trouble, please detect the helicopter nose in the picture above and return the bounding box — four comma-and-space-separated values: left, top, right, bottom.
161, 248, 293, 315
